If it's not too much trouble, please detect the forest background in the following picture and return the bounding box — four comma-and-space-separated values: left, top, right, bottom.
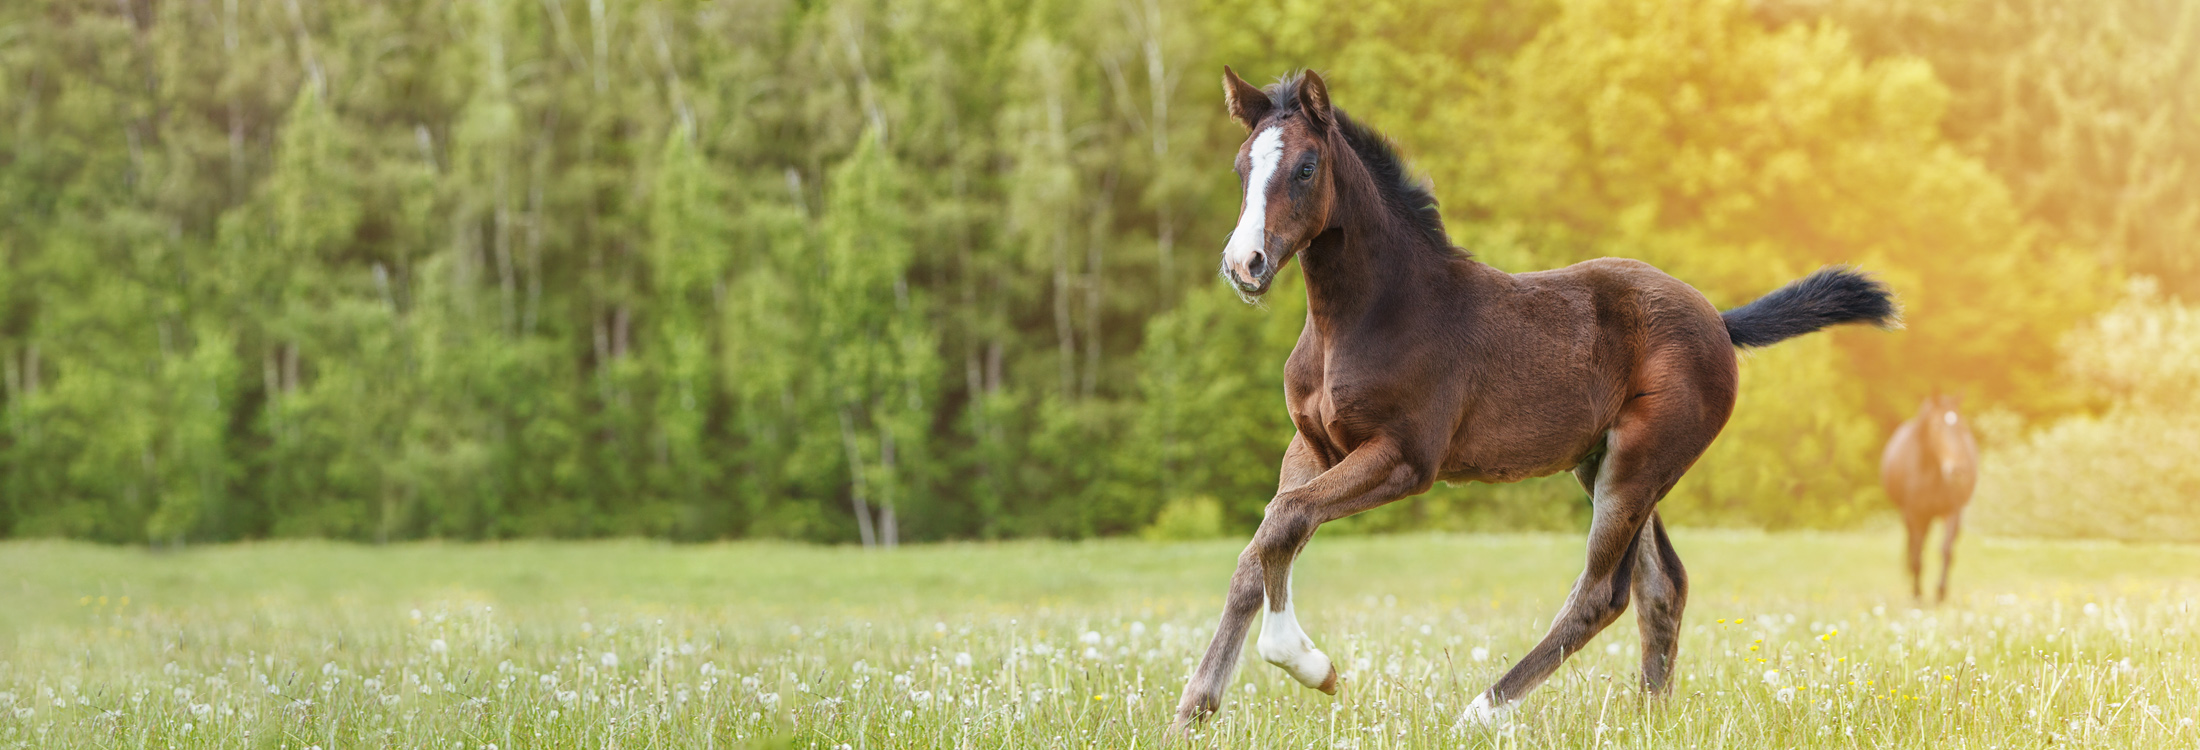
3, 0, 2196, 546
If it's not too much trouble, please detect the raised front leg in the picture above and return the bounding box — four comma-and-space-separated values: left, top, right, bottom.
1936, 509, 1963, 604
1174, 435, 1428, 731
1172, 433, 1327, 729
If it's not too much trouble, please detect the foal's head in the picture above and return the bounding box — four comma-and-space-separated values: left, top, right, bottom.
1218, 67, 1341, 297
1915, 391, 1970, 477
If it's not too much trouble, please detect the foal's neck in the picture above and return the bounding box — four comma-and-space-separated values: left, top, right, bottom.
1300, 139, 1493, 326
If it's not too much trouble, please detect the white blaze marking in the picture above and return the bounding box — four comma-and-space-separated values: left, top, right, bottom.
1223, 126, 1286, 280
1256, 574, 1333, 689
1937, 414, 1961, 477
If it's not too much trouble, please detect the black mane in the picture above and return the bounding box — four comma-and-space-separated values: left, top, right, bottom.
1265, 73, 1453, 252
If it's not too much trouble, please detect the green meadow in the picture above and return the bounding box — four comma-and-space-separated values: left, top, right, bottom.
4, 531, 2197, 748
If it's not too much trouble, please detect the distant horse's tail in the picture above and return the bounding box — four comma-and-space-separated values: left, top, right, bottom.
1722, 266, 1899, 349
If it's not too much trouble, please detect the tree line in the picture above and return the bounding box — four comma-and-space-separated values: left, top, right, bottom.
1, 0, 2190, 543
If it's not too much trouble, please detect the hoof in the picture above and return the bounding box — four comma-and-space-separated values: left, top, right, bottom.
1171, 692, 1218, 735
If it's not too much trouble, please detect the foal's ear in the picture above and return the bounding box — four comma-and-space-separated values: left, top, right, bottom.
1223, 66, 1271, 131
1296, 69, 1334, 132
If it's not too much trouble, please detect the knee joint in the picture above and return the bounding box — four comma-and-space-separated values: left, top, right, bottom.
1252, 512, 1314, 556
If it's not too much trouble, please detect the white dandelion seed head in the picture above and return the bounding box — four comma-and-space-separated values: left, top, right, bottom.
599, 652, 619, 669
1763, 670, 1781, 687
429, 639, 448, 655
954, 652, 973, 668
1470, 647, 1490, 663
1081, 630, 1102, 645
1775, 687, 1795, 704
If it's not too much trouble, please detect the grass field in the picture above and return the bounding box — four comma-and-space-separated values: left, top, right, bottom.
3, 531, 2198, 749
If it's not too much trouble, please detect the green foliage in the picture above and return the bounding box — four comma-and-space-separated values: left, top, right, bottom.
1141, 495, 1226, 540
1453, 0, 2104, 424
1973, 281, 2200, 542
1773, 0, 2200, 297
0, 0, 2184, 542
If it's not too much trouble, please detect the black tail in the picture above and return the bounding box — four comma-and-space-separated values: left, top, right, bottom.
1722, 266, 1898, 349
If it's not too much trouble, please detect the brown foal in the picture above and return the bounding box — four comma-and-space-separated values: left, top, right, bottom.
1880, 392, 1978, 604
1174, 67, 1899, 732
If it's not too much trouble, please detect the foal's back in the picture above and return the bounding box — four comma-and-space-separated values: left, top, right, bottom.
1420, 257, 1739, 484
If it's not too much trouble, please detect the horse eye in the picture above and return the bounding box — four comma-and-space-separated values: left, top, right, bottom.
1298, 163, 1316, 180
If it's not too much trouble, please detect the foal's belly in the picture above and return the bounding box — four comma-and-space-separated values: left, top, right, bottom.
1437, 443, 1592, 485
1437, 406, 1609, 484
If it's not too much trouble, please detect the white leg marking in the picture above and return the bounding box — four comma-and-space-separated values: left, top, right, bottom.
1222, 127, 1285, 276
1256, 575, 1335, 690
1455, 693, 1518, 730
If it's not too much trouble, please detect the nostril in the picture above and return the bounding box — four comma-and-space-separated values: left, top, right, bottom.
1247, 253, 1268, 279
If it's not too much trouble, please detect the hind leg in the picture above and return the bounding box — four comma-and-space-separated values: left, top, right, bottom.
1464, 387, 1723, 723
1573, 456, 1688, 694
1633, 512, 1687, 693
1902, 513, 1928, 603
1935, 509, 1963, 604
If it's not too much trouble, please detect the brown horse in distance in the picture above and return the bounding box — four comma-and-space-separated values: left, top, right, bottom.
1173, 68, 1899, 732
1880, 392, 1978, 603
